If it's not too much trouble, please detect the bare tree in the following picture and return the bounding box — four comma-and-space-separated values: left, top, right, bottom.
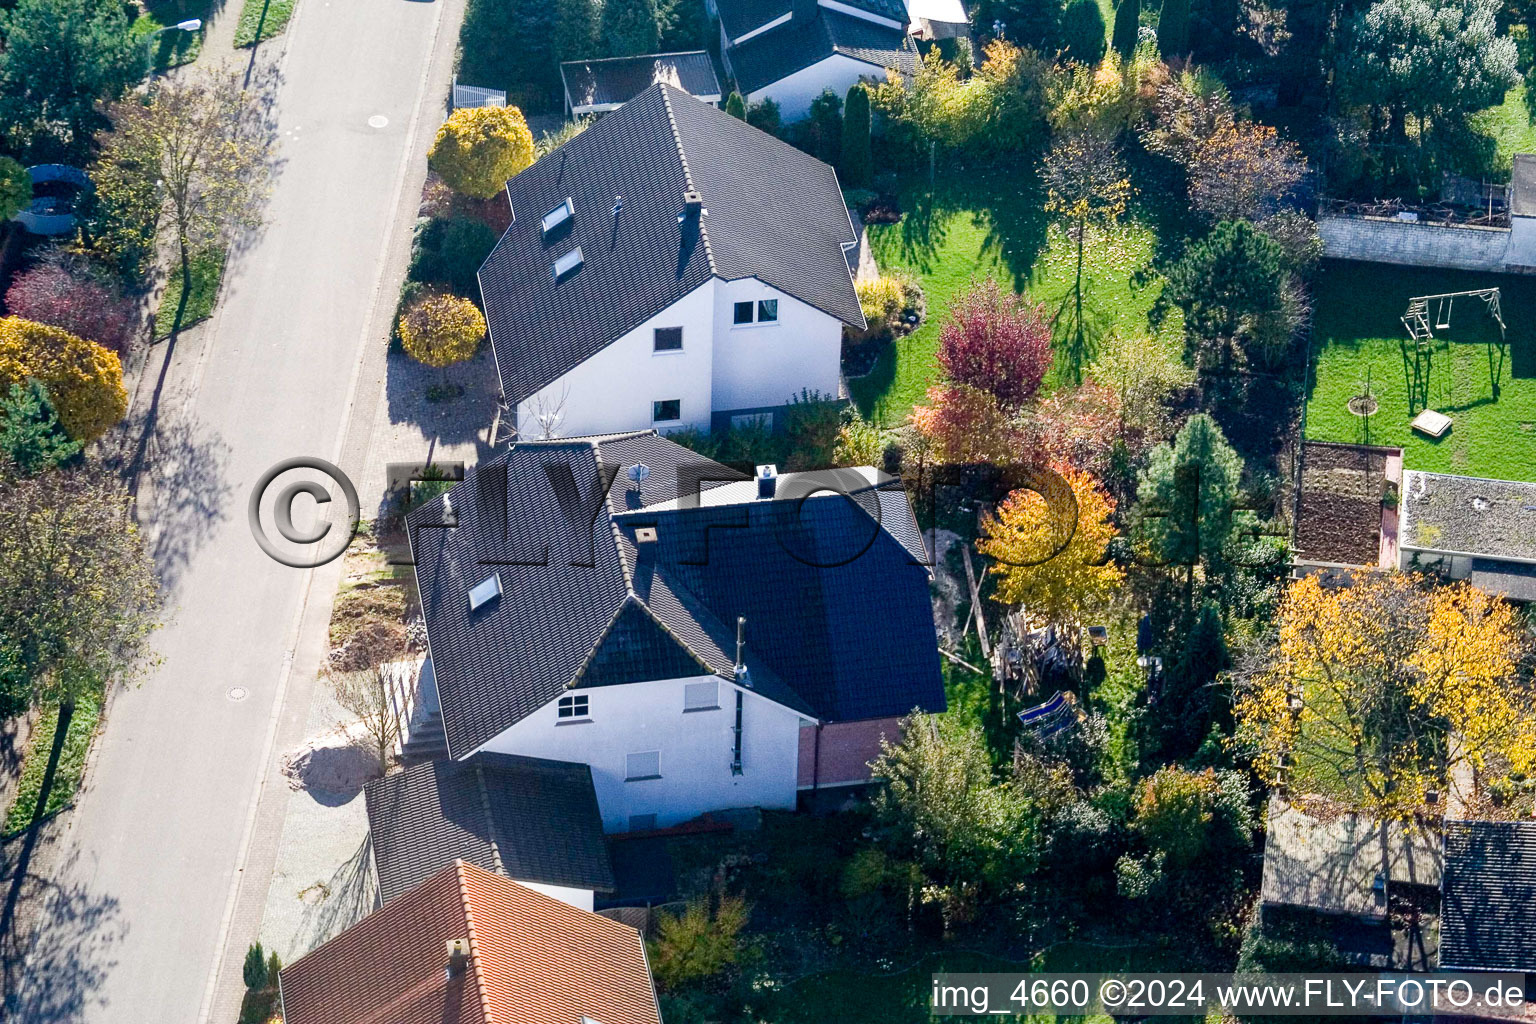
326, 662, 407, 774
94, 70, 276, 307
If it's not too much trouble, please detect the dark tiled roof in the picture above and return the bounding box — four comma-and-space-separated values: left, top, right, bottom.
365, 753, 615, 904
560, 51, 721, 111
279, 861, 660, 1024
728, 8, 917, 95
407, 432, 943, 754
718, 0, 790, 40
1440, 820, 1536, 971
478, 84, 862, 406
1469, 557, 1536, 602
717, 0, 908, 40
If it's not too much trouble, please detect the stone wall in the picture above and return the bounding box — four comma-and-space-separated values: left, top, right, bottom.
1318, 215, 1511, 272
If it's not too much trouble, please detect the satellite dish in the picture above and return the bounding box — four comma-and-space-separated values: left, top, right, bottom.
627, 463, 651, 485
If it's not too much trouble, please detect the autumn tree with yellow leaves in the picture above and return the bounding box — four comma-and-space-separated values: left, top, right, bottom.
428, 106, 535, 200
978, 464, 1125, 632
0, 317, 127, 443
1233, 572, 1536, 821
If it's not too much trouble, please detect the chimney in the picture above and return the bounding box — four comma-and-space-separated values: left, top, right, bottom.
678, 189, 705, 225
445, 938, 469, 979
734, 616, 752, 688
755, 464, 777, 499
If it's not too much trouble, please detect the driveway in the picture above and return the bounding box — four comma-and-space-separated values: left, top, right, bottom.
2, 0, 465, 1017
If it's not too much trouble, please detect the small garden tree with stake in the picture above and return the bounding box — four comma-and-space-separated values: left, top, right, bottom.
428, 106, 535, 200
1043, 126, 1129, 385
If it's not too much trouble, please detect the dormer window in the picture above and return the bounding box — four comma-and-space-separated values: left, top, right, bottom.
552, 246, 584, 280
541, 197, 574, 236
468, 573, 502, 611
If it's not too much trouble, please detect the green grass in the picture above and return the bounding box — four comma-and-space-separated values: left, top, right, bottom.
234, 0, 297, 47
1303, 261, 1536, 481
1471, 81, 1536, 176
3, 694, 102, 836
131, 4, 206, 71
155, 248, 226, 338
851, 176, 1181, 426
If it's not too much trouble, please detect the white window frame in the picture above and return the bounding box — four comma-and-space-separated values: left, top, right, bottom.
683, 679, 720, 712
730, 295, 781, 329
556, 693, 590, 721
541, 197, 574, 236
552, 246, 584, 280
625, 750, 661, 780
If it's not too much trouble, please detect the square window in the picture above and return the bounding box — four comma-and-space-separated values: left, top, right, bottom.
625, 750, 661, 780
557, 694, 589, 719
684, 680, 719, 711
733, 300, 754, 325
652, 399, 681, 423
654, 327, 683, 351
757, 299, 778, 322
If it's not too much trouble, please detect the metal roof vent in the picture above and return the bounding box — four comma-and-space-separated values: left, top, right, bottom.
755, 464, 777, 499
541, 197, 573, 236
635, 525, 658, 543
552, 246, 584, 280
468, 573, 502, 611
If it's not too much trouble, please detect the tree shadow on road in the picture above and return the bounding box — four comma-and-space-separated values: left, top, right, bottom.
0, 837, 126, 1022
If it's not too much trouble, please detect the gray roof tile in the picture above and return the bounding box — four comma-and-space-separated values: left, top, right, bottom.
1441, 820, 1536, 971
560, 51, 721, 111
478, 84, 862, 406
727, 8, 917, 95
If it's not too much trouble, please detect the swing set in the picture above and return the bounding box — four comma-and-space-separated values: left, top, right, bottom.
1399, 288, 1507, 414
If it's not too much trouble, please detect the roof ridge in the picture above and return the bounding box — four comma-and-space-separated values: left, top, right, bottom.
657, 85, 716, 275
456, 861, 496, 1024
472, 762, 506, 878
563, 594, 633, 690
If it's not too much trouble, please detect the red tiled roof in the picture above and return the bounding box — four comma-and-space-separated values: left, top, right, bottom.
279, 860, 661, 1024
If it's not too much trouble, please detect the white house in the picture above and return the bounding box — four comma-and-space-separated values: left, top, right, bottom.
477, 83, 867, 439
405, 431, 945, 833
713, 0, 920, 120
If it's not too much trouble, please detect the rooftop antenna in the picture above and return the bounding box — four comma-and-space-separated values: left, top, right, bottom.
613, 195, 623, 217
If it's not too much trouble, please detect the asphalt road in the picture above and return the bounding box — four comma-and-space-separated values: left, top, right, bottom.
8, 0, 460, 1018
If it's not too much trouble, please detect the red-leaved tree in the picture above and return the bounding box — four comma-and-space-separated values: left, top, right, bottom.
909, 382, 1024, 465
5, 260, 138, 354
1024, 380, 1124, 480
936, 279, 1053, 410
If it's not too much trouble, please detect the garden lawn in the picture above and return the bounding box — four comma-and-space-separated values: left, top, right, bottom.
3, 694, 102, 836
1471, 82, 1536, 176
234, 0, 298, 47
155, 249, 227, 338
1304, 261, 1536, 481
131, 0, 208, 70
852, 177, 1180, 426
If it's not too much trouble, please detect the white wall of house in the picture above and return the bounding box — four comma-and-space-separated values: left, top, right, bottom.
711, 278, 844, 411
746, 54, 887, 121
474, 674, 808, 832
516, 280, 718, 439
515, 879, 595, 911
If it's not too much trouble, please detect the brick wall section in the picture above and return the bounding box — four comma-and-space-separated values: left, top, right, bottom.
797, 716, 905, 788
1317, 216, 1511, 271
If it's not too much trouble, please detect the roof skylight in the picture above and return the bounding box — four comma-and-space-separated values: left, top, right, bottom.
552, 246, 585, 280
541, 197, 574, 236
468, 573, 503, 611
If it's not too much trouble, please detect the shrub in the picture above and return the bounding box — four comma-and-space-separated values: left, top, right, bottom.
1061, 0, 1107, 63
724, 91, 746, 119
746, 98, 781, 136
428, 106, 536, 199
834, 410, 884, 466
854, 275, 905, 340
0, 317, 127, 442
398, 293, 486, 368
840, 84, 873, 188
0, 156, 29, 221
0, 379, 83, 474
243, 941, 268, 990
408, 216, 499, 299
936, 278, 1052, 410
5, 257, 138, 354
534, 115, 591, 158
647, 896, 750, 990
